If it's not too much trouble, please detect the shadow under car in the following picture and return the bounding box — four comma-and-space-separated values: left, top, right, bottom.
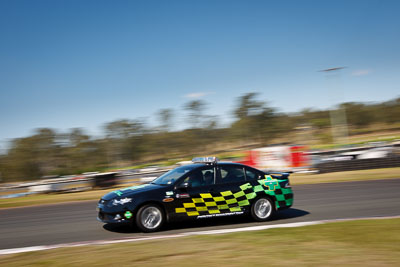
102, 208, 310, 234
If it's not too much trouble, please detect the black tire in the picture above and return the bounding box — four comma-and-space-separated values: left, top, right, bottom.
135, 204, 165, 232
250, 197, 274, 222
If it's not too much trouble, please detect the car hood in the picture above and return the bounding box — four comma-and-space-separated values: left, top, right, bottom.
101, 183, 165, 200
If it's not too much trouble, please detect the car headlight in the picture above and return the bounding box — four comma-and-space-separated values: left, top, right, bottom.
111, 197, 132, 206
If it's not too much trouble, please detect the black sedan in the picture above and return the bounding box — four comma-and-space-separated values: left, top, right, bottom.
97, 157, 293, 232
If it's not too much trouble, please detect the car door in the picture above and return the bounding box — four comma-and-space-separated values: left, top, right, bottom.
212, 164, 251, 215
170, 166, 217, 220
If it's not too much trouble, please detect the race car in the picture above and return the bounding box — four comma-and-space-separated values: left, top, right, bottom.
97, 157, 293, 232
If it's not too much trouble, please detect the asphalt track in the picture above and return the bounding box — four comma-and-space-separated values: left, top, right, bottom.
1, 179, 399, 250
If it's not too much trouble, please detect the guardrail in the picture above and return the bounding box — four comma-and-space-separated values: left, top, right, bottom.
0, 170, 168, 198
315, 155, 400, 173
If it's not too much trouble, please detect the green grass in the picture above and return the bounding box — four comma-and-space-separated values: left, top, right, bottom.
1, 167, 399, 209
1, 218, 400, 266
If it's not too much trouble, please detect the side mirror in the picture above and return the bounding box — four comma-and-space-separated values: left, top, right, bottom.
177, 181, 191, 190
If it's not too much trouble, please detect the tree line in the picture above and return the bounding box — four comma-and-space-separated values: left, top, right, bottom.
1, 94, 399, 182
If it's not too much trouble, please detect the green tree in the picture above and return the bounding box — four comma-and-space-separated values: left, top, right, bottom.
340, 102, 373, 127
157, 108, 174, 132
232, 93, 277, 144
104, 119, 146, 165
184, 100, 205, 129
234, 92, 264, 119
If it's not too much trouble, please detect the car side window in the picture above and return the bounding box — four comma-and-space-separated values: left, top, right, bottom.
180, 167, 215, 187
218, 165, 245, 184
245, 168, 261, 180
202, 168, 215, 186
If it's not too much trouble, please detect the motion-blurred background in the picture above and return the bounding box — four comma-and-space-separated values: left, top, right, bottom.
0, 0, 399, 195
1, 2, 400, 266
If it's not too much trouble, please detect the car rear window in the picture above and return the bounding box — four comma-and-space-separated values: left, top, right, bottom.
245, 168, 258, 180
218, 165, 245, 184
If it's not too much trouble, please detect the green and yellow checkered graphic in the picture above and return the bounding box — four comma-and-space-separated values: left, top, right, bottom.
255, 176, 294, 209
175, 176, 293, 216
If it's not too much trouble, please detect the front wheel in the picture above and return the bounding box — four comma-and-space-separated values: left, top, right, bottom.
251, 197, 274, 221
135, 204, 165, 232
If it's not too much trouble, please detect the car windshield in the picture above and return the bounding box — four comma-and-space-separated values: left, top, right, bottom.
151, 165, 198, 185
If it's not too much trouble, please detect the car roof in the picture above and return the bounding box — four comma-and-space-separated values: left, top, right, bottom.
188, 162, 248, 168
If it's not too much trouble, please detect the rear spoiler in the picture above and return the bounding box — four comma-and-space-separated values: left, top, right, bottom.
264, 171, 292, 180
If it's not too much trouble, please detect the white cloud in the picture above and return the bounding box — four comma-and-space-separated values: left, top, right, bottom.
184, 92, 214, 99
351, 69, 372, 76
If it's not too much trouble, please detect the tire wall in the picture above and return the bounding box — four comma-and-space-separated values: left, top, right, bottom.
315, 156, 400, 173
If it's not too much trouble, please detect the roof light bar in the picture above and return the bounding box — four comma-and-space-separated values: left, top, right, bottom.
191, 157, 219, 164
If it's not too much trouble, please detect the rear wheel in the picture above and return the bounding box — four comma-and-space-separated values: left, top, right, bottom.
251, 197, 274, 221
136, 204, 164, 232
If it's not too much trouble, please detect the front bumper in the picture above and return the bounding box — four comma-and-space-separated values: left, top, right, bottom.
97, 209, 132, 224
97, 201, 134, 224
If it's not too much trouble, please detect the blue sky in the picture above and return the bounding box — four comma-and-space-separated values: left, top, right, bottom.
0, 0, 399, 146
